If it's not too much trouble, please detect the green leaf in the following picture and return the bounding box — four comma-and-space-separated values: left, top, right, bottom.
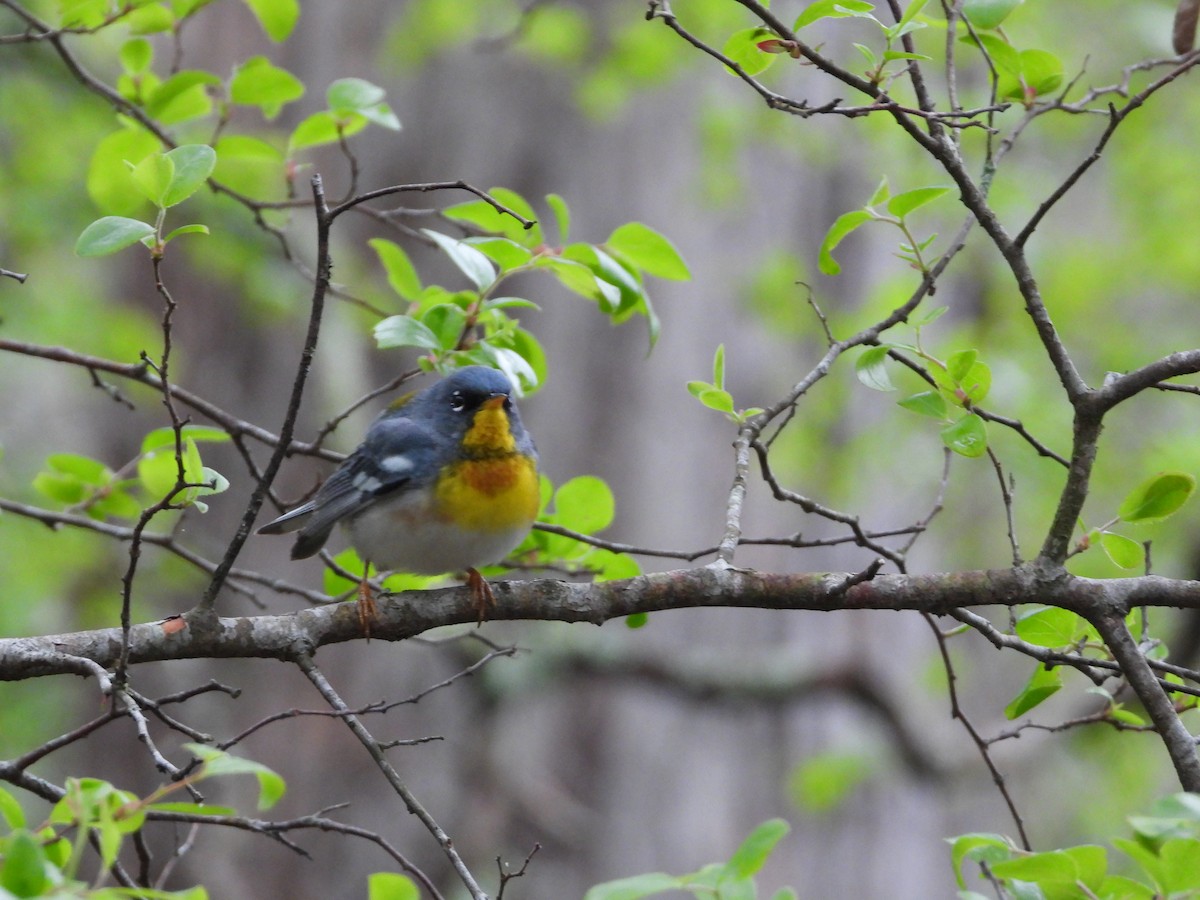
1004, 664, 1062, 719
999, 48, 1065, 101
546, 192, 571, 244
898, 390, 948, 419
553, 476, 614, 533
127, 2, 176, 33
130, 151, 175, 207
886, 186, 950, 219
141, 426, 230, 453
144, 70, 220, 120
723, 27, 777, 76
606, 222, 690, 280
583, 873, 682, 900
161, 144, 216, 207
0, 829, 48, 897
421, 303, 469, 351
328, 77, 385, 113
444, 192, 539, 245
1016, 48, 1064, 97
855, 345, 896, 392
241, 0, 299, 41
818, 209, 871, 275
962, 0, 1023, 29
699, 388, 735, 414
625, 612, 649, 629
185, 743, 286, 810
1015, 606, 1083, 649
726, 819, 790, 879
948, 833, 1012, 889
795, 0, 876, 30
0, 787, 26, 829
368, 872, 420, 900
327, 77, 400, 129
163, 223, 210, 243
229, 56, 305, 119
1118, 472, 1195, 523
87, 123, 161, 215
1101, 532, 1144, 570
464, 237, 534, 271
119, 37, 154, 74
422, 229, 496, 290
369, 238, 423, 301
947, 349, 978, 383
991, 847, 1108, 895
867, 176, 891, 206
790, 753, 871, 812
940, 413, 987, 458
76, 216, 156, 257
712, 343, 726, 389
288, 110, 361, 151
374, 315, 442, 351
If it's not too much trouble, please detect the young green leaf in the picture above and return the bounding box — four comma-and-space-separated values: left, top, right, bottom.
368, 872, 420, 900
374, 315, 442, 351
545, 192, 571, 244
1015, 606, 1083, 649
723, 27, 778, 76
119, 37, 153, 74
242, 0, 299, 41
131, 152, 175, 207
76, 216, 156, 257
712, 343, 726, 389
369, 238, 423, 301
421, 229, 497, 290
1118, 472, 1196, 523
1, 829, 49, 896
229, 56, 305, 119
940, 413, 987, 458
161, 144, 216, 207
726, 818, 790, 879
886, 186, 950, 219
1004, 664, 1062, 719
795, 0, 876, 30
553, 475, 615, 533
1101, 532, 1144, 570
605, 222, 690, 280
184, 743, 286, 810
818, 209, 871, 275
962, 0, 1023, 29
897, 390, 948, 419
948, 833, 1012, 889
855, 345, 896, 392
582, 872, 682, 900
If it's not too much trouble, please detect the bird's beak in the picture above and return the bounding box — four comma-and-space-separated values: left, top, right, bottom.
482, 393, 507, 410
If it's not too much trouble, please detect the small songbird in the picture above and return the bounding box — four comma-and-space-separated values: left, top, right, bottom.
258, 366, 539, 629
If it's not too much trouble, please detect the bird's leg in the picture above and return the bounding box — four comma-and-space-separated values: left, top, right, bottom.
357, 560, 377, 639
465, 567, 496, 626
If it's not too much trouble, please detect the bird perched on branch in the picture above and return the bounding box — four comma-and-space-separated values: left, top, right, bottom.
258, 366, 539, 632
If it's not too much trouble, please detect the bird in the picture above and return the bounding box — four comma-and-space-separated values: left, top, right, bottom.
258, 366, 539, 632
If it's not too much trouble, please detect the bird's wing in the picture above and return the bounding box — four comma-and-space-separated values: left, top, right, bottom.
266, 415, 441, 559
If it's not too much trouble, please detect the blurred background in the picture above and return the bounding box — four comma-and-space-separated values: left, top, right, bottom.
3, 0, 1200, 896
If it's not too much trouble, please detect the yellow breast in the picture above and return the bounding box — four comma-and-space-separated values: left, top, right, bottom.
434, 454, 540, 532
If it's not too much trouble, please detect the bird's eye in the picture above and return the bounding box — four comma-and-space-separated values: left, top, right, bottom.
449, 391, 467, 412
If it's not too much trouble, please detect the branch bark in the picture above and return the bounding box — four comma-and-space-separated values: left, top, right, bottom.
6, 566, 1200, 676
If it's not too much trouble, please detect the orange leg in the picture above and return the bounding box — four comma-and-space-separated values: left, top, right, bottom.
357, 573, 377, 639
465, 567, 496, 625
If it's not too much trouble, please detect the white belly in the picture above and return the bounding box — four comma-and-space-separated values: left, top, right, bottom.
345, 494, 529, 574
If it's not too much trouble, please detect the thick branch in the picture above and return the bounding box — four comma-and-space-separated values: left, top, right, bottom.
6, 567, 1200, 680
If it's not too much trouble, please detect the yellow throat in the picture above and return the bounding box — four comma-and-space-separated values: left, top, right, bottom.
435, 397, 539, 532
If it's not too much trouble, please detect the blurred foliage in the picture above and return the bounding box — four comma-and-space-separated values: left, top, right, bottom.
4, 0, 1200, 896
